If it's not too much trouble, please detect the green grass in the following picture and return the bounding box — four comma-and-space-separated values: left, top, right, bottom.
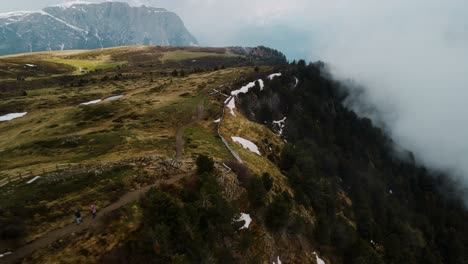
145, 94, 204, 125
184, 124, 230, 159
161, 51, 240, 61
0, 130, 128, 169
0, 165, 131, 208
0, 165, 133, 242
47, 59, 123, 74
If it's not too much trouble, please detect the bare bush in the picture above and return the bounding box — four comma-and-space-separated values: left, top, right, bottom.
224, 160, 251, 186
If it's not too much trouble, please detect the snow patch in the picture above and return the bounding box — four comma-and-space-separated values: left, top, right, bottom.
104, 95, 123, 101
80, 99, 101, 105
80, 95, 123, 105
314, 252, 325, 264
25, 64, 37, 67
267, 73, 282, 80
54, 1, 92, 9
231, 79, 264, 95
0, 112, 27, 122
273, 256, 282, 264
0, 252, 12, 258
40, 11, 87, 33
272, 117, 286, 136
235, 213, 252, 230
214, 118, 221, 123
26, 176, 41, 184
294, 77, 299, 87
0, 11, 38, 19
226, 96, 236, 116
231, 136, 261, 155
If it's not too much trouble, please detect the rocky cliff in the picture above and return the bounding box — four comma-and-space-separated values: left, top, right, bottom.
0, 2, 198, 55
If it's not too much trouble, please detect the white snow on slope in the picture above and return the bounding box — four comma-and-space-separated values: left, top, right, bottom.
272, 117, 286, 136
232, 136, 261, 155
39, 11, 87, 33
0, 252, 12, 258
26, 176, 41, 184
231, 79, 264, 95
80, 95, 123, 105
272, 256, 282, 264
104, 95, 124, 101
226, 96, 236, 116
314, 252, 325, 264
268, 73, 282, 80
214, 118, 221, 123
0, 11, 40, 26
54, 1, 92, 8
0, 112, 27, 122
0, 10, 87, 33
80, 99, 101, 105
0, 11, 37, 19
236, 213, 252, 230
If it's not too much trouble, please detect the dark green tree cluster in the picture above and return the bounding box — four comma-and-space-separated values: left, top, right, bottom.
236, 61, 468, 263
105, 155, 241, 263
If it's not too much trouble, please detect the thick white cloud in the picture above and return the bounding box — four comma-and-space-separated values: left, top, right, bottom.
320, 1, 468, 189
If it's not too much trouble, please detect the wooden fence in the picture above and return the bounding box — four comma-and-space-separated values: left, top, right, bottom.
0, 163, 83, 188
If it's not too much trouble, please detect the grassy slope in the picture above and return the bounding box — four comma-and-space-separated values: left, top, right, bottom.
0, 47, 251, 178
161, 50, 240, 61
0, 46, 295, 262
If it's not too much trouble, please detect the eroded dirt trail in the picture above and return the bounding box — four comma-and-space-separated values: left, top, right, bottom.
1, 173, 189, 264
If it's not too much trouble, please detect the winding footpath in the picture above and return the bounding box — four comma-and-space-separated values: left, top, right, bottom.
1, 172, 189, 264
217, 95, 243, 163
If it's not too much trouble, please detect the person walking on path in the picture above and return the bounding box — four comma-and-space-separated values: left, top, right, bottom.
75, 209, 82, 225
90, 204, 97, 219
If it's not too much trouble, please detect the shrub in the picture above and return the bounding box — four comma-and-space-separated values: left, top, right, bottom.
262, 172, 274, 192
225, 160, 251, 186
0, 223, 24, 239
247, 176, 266, 208
196, 155, 214, 174
265, 192, 292, 230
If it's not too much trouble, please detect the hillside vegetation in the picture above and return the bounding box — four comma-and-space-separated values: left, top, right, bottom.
0, 46, 466, 264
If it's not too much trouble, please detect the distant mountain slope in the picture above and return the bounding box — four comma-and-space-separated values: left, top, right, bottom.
0, 2, 198, 55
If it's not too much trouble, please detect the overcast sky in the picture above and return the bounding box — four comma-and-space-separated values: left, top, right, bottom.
2, 0, 468, 200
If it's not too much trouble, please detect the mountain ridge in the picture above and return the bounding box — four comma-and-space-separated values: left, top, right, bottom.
0, 46, 466, 263
0, 2, 198, 55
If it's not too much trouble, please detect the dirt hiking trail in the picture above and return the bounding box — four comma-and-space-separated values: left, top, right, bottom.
1, 172, 189, 264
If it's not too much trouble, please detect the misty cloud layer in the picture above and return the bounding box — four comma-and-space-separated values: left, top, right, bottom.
320, 1, 468, 180
2, 1, 468, 198
168, 0, 468, 199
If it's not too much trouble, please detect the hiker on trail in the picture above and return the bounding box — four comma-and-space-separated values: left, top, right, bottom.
75, 209, 82, 225
90, 204, 97, 219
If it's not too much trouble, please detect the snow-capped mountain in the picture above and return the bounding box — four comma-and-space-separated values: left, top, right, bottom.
0, 1, 198, 55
